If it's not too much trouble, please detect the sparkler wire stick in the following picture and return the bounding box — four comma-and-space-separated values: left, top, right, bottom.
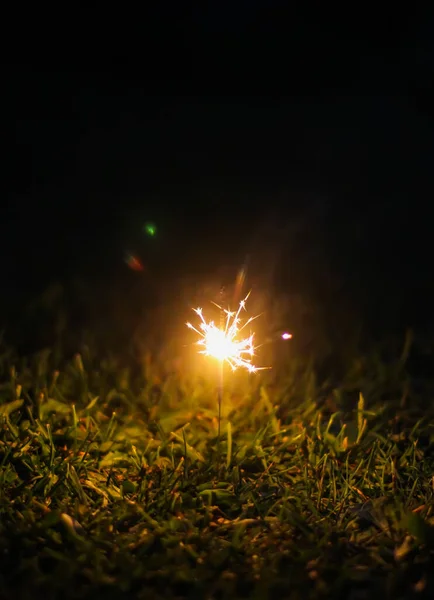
218, 361, 223, 457
217, 286, 225, 456
186, 287, 265, 460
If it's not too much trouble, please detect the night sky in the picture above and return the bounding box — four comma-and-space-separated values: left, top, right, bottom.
2, 8, 434, 351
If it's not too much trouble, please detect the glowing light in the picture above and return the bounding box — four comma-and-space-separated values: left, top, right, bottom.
144, 222, 157, 237
186, 292, 265, 373
233, 263, 248, 304
125, 253, 145, 271
282, 332, 292, 340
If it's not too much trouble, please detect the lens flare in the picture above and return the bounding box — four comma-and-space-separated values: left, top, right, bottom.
125, 253, 145, 271
143, 222, 157, 237
186, 292, 266, 373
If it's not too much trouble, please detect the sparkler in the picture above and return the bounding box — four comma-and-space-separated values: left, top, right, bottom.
186, 285, 292, 461
186, 291, 263, 374
187, 291, 265, 460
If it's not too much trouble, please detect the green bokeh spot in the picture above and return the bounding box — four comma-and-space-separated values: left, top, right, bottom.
144, 222, 157, 237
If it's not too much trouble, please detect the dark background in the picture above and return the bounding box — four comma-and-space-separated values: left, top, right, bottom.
1, 7, 434, 357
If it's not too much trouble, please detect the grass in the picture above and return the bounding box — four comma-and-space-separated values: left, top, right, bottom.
1, 335, 434, 600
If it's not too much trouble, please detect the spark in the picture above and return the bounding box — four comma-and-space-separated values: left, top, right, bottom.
186, 292, 265, 373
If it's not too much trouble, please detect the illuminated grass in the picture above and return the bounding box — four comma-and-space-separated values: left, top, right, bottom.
0, 341, 434, 599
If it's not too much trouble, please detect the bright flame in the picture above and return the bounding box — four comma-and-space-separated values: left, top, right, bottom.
282, 332, 292, 340
186, 292, 264, 373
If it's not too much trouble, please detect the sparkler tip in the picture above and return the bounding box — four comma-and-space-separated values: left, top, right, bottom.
187, 292, 264, 372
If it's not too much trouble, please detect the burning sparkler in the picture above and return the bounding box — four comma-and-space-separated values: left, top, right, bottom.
186, 292, 264, 373
186, 287, 291, 460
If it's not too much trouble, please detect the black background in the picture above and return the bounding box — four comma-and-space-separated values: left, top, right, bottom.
2, 6, 434, 352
